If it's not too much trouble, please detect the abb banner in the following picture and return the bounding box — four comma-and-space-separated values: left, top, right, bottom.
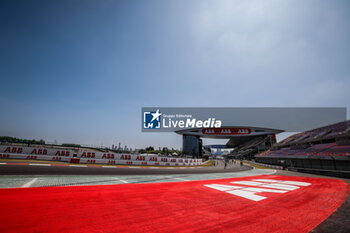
202, 127, 251, 135
79, 158, 201, 166
0, 145, 202, 166
0, 146, 74, 157
0, 153, 71, 162
77, 150, 202, 165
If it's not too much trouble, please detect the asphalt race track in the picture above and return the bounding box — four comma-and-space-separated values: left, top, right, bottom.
0, 160, 251, 175
0, 161, 349, 233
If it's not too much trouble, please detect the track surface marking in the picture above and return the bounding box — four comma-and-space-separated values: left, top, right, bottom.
21, 178, 38, 187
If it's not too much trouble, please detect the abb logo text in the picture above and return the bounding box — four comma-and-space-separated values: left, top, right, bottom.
120, 155, 131, 160
102, 153, 114, 159
31, 149, 47, 155
204, 179, 311, 201
0, 154, 10, 159
81, 152, 95, 158
55, 151, 70, 156
4, 147, 23, 153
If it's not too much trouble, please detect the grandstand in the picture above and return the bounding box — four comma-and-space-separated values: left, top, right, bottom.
176, 126, 281, 158
255, 120, 350, 177
228, 135, 275, 160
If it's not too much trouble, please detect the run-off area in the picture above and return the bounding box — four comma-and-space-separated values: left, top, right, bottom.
0, 174, 348, 233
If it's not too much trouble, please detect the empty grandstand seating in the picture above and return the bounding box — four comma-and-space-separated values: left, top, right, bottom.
259, 143, 350, 158
277, 120, 349, 146
230, 136, 273, 159
321, 144, 350, 157
255, 120, 350, 176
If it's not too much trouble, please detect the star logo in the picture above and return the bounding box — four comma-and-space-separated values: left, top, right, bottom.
150, 109, 162, 122
143, 109, 162, 129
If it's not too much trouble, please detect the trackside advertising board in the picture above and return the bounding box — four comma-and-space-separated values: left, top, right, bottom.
0, 146, 202, 166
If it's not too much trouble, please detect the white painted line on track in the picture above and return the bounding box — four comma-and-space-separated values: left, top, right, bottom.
162, 175, 190, 181
102, 166, 116, 168
22, 178, 38, 188
173, 177, 190, 181
149, 167, 159, 169
128, 166, 141, 169
29, 163, 51, 166
114, 178, 128, 183
0, 163, 6, 165
269, 169, 277, 175
69, 165, 87, 167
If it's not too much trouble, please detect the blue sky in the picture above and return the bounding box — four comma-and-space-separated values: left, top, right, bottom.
1, 0, 349, 149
